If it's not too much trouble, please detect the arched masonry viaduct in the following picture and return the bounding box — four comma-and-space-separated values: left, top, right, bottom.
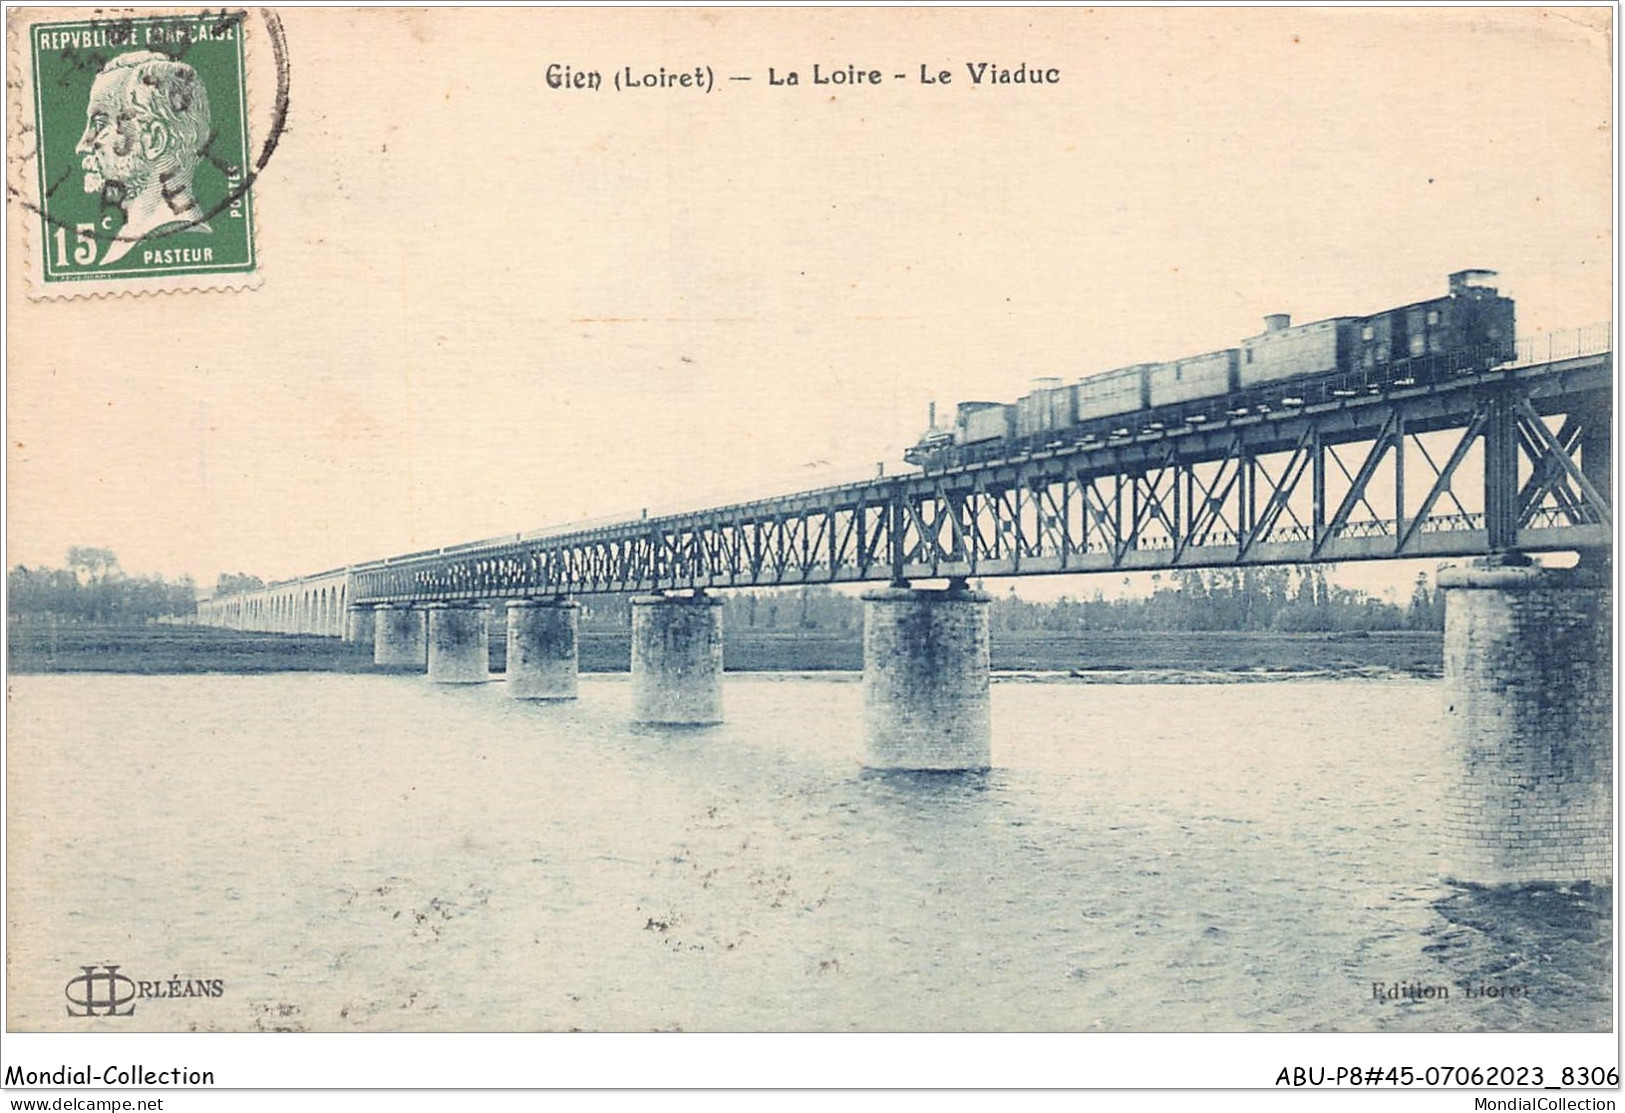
195, 568, 350, 639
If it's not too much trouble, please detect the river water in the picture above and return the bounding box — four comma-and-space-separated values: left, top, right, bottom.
6, 672, 1611, 1032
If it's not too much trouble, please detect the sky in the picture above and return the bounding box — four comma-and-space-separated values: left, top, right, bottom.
7, 7, 1614, 598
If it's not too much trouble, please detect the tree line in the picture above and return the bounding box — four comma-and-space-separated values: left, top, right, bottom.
8, 548, 198, 624
577, 567, 1445, 635
988, 567, 1443, 634
9, 551, 1445, 634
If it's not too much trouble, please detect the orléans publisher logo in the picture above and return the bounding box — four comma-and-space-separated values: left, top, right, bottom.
64, 963, 226, 1018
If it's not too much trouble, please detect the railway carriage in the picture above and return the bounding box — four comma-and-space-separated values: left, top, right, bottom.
1072, 364, 1152, 423
1351, 269, 1515, 375
959, 401, 1013, 445
1148, 348, 1240, 408
1015, 376, 1077, 438
1239, 315, 1356, 388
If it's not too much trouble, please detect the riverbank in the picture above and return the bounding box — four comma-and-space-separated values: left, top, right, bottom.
7, 623, 1444, 678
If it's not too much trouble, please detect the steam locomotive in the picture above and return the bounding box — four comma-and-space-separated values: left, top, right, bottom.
905, 270, 1516, 470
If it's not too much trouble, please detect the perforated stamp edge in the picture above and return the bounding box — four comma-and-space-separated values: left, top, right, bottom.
8, 6, 286, 300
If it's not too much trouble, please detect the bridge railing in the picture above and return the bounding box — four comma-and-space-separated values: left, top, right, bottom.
1508, 323, 1612, 367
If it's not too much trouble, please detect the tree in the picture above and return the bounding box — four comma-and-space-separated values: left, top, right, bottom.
66, 546, 119, 584
215, 572, 267, 596
1406, 570, 1445, 630
1407, 573, 1431, 628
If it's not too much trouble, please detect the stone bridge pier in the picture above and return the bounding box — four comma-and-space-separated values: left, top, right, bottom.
506, 599, 579, 700
1439, 557, 1611, 886
373, 604, 427, 668
861, 582, 992, 771
427, 602, 489, 683
344, 604, 375, 646
631, 592, 724, 725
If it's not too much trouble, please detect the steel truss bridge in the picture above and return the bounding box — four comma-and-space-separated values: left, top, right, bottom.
344, 332, 1612, 607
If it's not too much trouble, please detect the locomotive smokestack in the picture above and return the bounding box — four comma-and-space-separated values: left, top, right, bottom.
1263, 313, 1291, 332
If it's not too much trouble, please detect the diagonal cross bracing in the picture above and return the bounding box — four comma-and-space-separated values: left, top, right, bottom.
342, 354, 1611, 604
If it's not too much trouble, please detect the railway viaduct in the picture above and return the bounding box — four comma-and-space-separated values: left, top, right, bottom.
198, 330, 1613, 887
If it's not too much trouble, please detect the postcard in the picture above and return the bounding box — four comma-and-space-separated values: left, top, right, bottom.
4, 5, 1614, 1099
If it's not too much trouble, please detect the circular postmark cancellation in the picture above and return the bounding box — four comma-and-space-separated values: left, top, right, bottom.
18, 8, 285, 295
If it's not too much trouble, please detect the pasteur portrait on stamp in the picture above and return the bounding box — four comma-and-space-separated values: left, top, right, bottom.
74, 49, 214, 265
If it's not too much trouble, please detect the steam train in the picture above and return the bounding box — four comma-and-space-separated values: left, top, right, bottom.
905, 270, 1516, 471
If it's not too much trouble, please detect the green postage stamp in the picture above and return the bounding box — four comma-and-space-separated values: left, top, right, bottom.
15, 9, 263, 296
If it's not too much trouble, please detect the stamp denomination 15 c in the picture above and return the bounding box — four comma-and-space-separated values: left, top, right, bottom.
20, 10, 258, 294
